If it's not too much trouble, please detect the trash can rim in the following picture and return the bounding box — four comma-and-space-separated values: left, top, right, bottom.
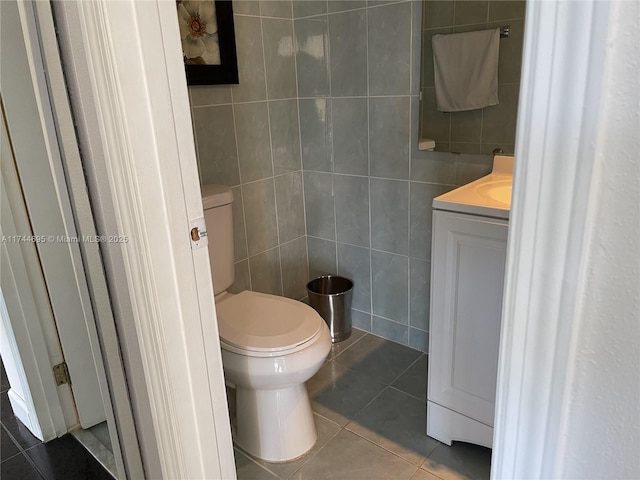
306, 275, 353, 296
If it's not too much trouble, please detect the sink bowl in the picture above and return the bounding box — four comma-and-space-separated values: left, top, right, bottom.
476, 180, 512, 205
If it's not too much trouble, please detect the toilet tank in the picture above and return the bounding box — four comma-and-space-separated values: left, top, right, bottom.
201, 184, 235, 295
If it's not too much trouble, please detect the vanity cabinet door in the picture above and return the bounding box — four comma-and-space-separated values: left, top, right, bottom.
428, 210, 508, 427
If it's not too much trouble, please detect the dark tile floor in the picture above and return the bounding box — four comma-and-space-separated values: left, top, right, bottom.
234, 329, 492, 480
1, 362, 113, 480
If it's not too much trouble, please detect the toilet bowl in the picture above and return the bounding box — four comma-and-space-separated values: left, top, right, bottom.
216, 291, 330, 462
202, 184, 331, 462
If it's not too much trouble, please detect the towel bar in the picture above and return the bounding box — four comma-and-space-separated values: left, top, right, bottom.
500, 25, 510, 38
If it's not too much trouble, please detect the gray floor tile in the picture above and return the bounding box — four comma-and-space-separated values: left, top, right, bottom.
290, 430, 417, 480
392, 354, 428, 401
422, 442, 492, 480
334, 334, 422, 385
346, 388, 439, 465
254, 414, 341, 479
410, 468, 443, 480
235, 448, 280, 480
326, 328, 368, 361
306, 361, 387, 426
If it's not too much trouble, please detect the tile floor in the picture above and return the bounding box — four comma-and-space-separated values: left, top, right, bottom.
0, 362, 112, 480
233, 329, 492, 480
2, 329, 491, 480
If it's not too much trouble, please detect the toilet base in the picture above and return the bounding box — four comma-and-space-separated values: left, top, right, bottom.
235, 384, 317, 462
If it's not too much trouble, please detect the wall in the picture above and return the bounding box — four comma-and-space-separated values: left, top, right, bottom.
558, 1, 639, 476
296, 0, 494, 352
190, 0, 505, 352
420, 0, 526, 154
189, 1, 309, 300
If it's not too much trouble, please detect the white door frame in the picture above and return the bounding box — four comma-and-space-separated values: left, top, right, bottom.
1, 0, 108, 430
493, 0, 638, 478
52, 1, 236, 478
1, 113, 70, 441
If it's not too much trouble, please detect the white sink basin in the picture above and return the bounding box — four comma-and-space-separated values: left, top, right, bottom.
476, 180, 512, 205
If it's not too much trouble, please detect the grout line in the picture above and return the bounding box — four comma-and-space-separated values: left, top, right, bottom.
388, 384, 427, 404
365, 2, 373, 333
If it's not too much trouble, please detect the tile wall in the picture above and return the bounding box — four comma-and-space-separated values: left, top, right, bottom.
189, 1, 309, 301
420, 0, 526, 154
189, 0, 510, 353
295, 0, 497, 352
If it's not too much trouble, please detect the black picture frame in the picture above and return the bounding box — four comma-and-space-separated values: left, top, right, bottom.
182, 1, 239, 85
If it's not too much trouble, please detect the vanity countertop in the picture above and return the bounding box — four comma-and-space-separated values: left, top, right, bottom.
433, 155, 513, 220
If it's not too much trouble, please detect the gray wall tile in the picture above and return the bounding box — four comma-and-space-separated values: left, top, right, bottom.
411, 152, 457, 184
409, 327, 429, 353
370, 178, 409, 255
373, 316, 409, 345
368, 2, 411, 95
231, 186, 248, 262
295, 17, 330, 97
409, 257, 430, 331
193, 105, 240, 187
233, 1, 260, 15
371, 250, 408, 324
281, 237, 309, 299
488, 0, 526, 21
234, 102, 274, 182
332, 98, 368, 175
260, 0, 293, 18
262, 18, 298, 99
369, 97, 410, 179
411, 1, 423, 96
307, 236, 337, 279
293, 0, 327, 18
454, 0, 489, 25
422, 0, 454, 29
334, 174, 370, 247
420, 87, 450, 143
328, 1, 367, 13
455, 154, 493, 185
229, 259, 251, 294
300, 98, 332, 171
304, 171, 336, 239
189, 85, 231, 106
409, 182, 453, 260
231, 16, 267, 102
482, 84, 520, 144
329, 10, 368, 96
351, 309, 372, 331
275, 171, 306, 242
269, 100, 302, 174
450, 108, 483, 143
337, 243, 371, 312
243, 179, 279, 256
249, 247, 283, 295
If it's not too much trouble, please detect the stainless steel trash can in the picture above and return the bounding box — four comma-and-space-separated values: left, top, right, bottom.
306, 275, 353, 343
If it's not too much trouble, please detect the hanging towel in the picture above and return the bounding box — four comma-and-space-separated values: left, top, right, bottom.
432, 28, 500, 112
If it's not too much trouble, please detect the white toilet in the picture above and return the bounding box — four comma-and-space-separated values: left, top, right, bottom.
202, 184, 331, 463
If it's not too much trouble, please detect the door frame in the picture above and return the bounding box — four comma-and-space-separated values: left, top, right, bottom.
51, 0, 236, 478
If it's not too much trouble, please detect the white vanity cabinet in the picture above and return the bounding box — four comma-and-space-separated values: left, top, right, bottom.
427, 209, 508, 448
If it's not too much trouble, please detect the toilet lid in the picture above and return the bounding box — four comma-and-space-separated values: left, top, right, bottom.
216, 291, 323, 353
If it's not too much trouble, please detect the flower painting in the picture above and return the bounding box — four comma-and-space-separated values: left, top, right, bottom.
176, 0, 239, 85
178, 0, 220, 65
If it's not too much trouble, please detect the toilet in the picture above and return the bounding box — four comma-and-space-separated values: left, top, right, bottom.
202, 184, 331, 463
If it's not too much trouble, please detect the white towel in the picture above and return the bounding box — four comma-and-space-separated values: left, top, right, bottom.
432, 28, 500, 112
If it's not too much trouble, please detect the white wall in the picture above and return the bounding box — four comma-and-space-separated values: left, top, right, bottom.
492, 1, 639, 478
558, 1, 639, 477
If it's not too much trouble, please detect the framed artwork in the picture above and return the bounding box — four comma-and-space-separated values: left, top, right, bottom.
177, 0, 239, 85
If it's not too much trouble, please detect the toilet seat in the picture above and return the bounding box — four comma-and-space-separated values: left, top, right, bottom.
216, 291, 324, 357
